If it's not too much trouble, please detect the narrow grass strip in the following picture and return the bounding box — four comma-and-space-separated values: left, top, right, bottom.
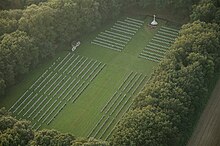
93, 116, 110, 138
47, 103, 67, 125
33, 97, 52, 120
87, 115, 106, 138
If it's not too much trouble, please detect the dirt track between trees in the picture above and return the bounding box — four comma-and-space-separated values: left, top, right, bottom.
187, 78, 220, 146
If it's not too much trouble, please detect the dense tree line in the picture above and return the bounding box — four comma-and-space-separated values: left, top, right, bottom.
120, 0, 200, 11
0, 0, 47, 10
0, 108, 109, 146
0, 0, 124, 97
190, 0, 220, 24
111, 1, 220, 145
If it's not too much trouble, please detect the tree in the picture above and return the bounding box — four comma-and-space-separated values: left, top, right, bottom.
190, 0, 217, 22
0, 0, 47, 9
0, 76, 6, 96
0, 0, 22, 10
47, 0, 102, 45
0, 30, 38, 86
31, 129, 75, 146
111, 106, 177, 146
19, 4, 56, 59
0, 9, 23, 37
94, 0, 121, 22
214, 9, 220, 24
133, 0, 199, 11
0, 108, 34, 146
0, 18, 17, 37
23, 0, 48, 6
174, 21, 220, 68
72, 137, 109, 146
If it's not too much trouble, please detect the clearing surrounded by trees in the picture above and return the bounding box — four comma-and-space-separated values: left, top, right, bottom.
1, 0, 220, 145
0, 16, 179, 139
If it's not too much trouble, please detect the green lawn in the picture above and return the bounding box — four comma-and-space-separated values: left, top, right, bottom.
0, 16, 176, 139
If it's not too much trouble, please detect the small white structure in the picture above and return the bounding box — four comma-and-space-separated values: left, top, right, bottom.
151, 15, 158, 26
71, 41, 81, 52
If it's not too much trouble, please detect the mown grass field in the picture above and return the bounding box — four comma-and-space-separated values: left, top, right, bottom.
0, 16, 178, 139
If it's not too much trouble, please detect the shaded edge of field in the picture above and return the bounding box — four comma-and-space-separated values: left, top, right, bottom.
187, 77, 220, 146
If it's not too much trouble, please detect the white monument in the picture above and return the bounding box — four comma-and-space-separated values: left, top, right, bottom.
151, 15, 158, 26
71, 41, 81, 52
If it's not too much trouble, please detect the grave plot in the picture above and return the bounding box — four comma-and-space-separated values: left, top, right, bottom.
139, 26, 179, 62
87, 71, 147, 140
91, 17, 144, 52
9, 53, 106, 130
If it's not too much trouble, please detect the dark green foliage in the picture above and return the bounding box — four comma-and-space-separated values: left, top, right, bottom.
19, 4, 56, 59
174, 21, 220, 69
23, 0, 48, 6
0, 30, 38, 86
214, 9, 220, 23
72, 137, 109, 146
127, 0, 200, 10
111, 106, 177, 146
0, 108, 34, 146
191, 0, 217, 22
30, 129, 75, 146
0, 9, 23, 37
112, 21, 220, 145
191, 0, 220, 24
0, 0, 47, 10
0, 0, 23, 10
47, 0, 99, 45
0, 71, 6, 96
94, 0, 122, 22
47, 0, 122, 45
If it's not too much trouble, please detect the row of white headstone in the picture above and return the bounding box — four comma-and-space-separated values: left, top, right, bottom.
91, 17, 144, 51
89, 72, 144, 139
140, 25, 180, 62
10, 53, 104, 125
